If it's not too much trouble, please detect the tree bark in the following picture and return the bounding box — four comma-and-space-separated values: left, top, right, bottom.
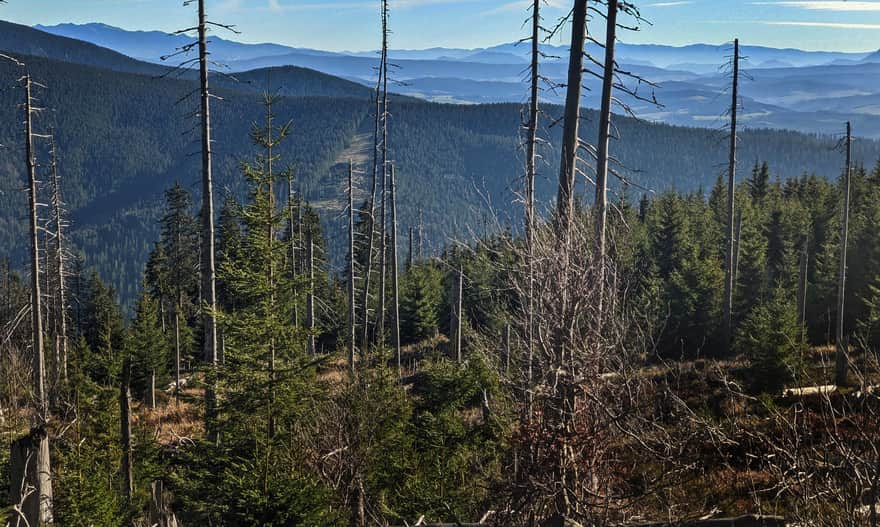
120, 358, 133, 502
348, 161, 357, 373
8, 427, 53, 527
307, 230, 316, 357
723, 39, 740, 355
25, 74, 46, 419
524, 0, 540, 419
197, 0, 219, 441
390, 164, 401, 375
556, 0, 587, 241
835, 121, 852, 386
48, 135, 69, 388
454, 266, 463, 362
594, 0, 618, 315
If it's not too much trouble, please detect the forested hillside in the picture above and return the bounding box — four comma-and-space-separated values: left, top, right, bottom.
2, 31, 879, 308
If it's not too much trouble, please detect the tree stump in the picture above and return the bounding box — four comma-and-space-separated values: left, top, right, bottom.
8, 426, 53, 526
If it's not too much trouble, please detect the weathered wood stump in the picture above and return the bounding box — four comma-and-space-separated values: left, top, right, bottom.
8, 426, 53, 527
145, 480, 182, 527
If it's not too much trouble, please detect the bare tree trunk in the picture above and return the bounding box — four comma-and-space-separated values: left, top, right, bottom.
556, 0, 587, 241
197, 0, 219, 441
835, 121, 852, 386
552, 3, 587, 519
23, 81, 54, 523
524, 0, 540, 419
732, 207, 743, 294
723, 38, 740, 355
377, 0, 390, 349
307, 231, 316, 357
453, 266, 463, 362
288, 174, 299, 327
25, 74, 46, 419
594, 0, 618, 315
348, 161, 357, 373
504, 323, 511, 376
150, 369, 156, 410
407, 226, 414, 271
361, 0, 390, 356
417, 207, 423, 260
174, 308, 181, 406
48, 135, 68, 387
797, 236, 808, 336
390, 164, 401, 375
120, 358, 133, 502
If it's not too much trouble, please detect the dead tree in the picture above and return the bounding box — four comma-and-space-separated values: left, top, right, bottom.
389, 164, 401, 374
417, 207, 424, 260
48, 133, 68, 389
594, 0, 619, 311
556, 0, 587, 241
188, 0, 220, 438
377, 0, 391, 349
453, 266, 463, 362
722, 38, 740, 355
407, 226, 414, 271
360, 0, 390, 355
9, 71, 54, 527
523, 0, 541, 417
120, 356, 133, 502
797, 236, 808, 340
287, 173, 300, 327
307, 230, 316, 357
24, 74, 46, 420
348, 160, 357, 373
835, 121, 852, 386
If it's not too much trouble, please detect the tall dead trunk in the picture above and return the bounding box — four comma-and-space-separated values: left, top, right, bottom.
417, 207, 424, 260
348, 161, 357, 373
197, 0, 219, 440
835, 121, 852, 386
551, 2, 587, 519
594, 0, 618, 314
25, 74, 46, 419
48, 134, 68, 388
732, 207, 743, 293
361, 0, 390, 355
307, 230, 316, 357
797, 237, 808, 340
377, 0, 390, 349
556, 0, 587, 241
504, 323, 511, 375
453, 266, 463, 362
174, 308, 181, 406
524, 0, 540, 418
389, 164, 401, 375
120, 357, 133, 502
288, 174, 299, 327
407, 226, 414, 271
723, 38, 740, 355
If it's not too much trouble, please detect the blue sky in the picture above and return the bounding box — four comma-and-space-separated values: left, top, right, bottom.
4, 0, 880, 52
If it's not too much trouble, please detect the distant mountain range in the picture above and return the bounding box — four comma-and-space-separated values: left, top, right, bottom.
32, 22, 880, 137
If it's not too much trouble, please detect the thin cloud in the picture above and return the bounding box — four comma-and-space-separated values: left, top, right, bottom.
648, 1, 695, 7
221, 0, 487, 12
481, 0, 567, 16
762, 20, 880, 28
751, 1, 880, 11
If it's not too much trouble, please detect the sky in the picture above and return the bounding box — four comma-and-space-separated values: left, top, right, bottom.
4, 0, 880, 52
